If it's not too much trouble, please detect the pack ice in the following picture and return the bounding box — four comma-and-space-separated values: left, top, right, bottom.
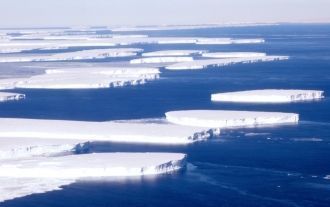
0, 92, 25, 102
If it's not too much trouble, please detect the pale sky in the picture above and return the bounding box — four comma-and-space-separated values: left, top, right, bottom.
1, 0, 330, 27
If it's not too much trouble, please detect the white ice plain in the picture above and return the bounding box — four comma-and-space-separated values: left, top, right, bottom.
165, 56, 289, 70
202, 52, 266, 58
0, 92, 25, 102
0, 153, 186, 202
0, 48, 142, 63
165, 110, 299, 128
0, 118, 216, 144
211, 89, 325, 103
130, 56, 193, 64
142, 50, 206, 57
0, 67, 160, 89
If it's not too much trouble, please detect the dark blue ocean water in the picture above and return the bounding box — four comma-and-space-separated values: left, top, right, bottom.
1, 24, 330, 207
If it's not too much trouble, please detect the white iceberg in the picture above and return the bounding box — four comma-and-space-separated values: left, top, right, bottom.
211, 89, 325, 103
0, 48, 142, 63
0, 118, 215, 144
165, 110, 299, 128
202, 52, 267, 58
0, 67, 159, 89
142, 50, 206, 57
0, 92, 25, 102
0, 153, 185, 202
165, 56, 289, 70
130, 57, 193, 64
196, 38, 265, 45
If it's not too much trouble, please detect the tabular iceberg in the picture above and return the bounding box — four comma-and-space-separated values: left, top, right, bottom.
165, 110, 299, 128
0, 67, 160, 89
142, 50, 206, 57
130, 56, 193, 64
0, 92, 25, 102
165, 56, 289, 70
202, 52, 266, 58
0, 118, 215, 144
211, 89, 325, 103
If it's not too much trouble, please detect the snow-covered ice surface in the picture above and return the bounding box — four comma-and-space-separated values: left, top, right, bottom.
165, 110, 299, 128
142, 50, 206, 57
0, 48, 142, 62
165, 56, 289, 70
0, 118, 215, 144
0, 153, 186, 202
211, 89, 325, 103
130, 57, 193, 64
202, 52, 266, 58
0, 67, 159, 89
0, 92, 25, 102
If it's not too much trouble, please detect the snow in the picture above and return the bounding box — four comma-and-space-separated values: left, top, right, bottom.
130, 57, 193, 64
0, 67, 159, 89
196, 38, 265, 45
0, 48, 142, 63
211, 89, 325, 103
0, 92, 25, 102
0, 118, 215, 144
202, 52, 267, 58
165, 110, 299, 128
142, 50, 206, 57
165, 56, 289, 70
0, 153, 186, 202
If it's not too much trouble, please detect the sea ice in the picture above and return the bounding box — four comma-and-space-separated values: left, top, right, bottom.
165, 56, 289, 70
202, 52, 266, 58
142, 50, 206, 57
0, 92, 25, 102
165, 110, 299, 128
130, 57, 193, 64
211, 89, 325, 103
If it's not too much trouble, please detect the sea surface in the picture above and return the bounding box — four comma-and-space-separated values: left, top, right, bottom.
1, 24, 330, 207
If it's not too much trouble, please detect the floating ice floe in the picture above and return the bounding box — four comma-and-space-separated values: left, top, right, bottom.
130, 56, 193, 64
0, 153, 186, 202
196, 38, 264, 45
202, 52, 266, 58
165, 56, 289, 70
142, 50, 206, 57
165, 110, 299, 128
0, 67, 159, 89
0, 92, 25, 102
0, 48, 142, 63
0, 118, 216, 144
211, 89, 325, 103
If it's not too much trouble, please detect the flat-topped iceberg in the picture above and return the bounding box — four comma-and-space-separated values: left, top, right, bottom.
196, 38, 265, 45
130, 56, 193, 64
165, 110, 299, 128
165, 56, 289, 70
0, 48, 142, 63
202, 52, 266, 58
0, 153, 186, 202
0, 118, 215, 144
0, 92, 25, 102
142, 50, 206, 57
0, 67, 159, 89
211, 89, 325, 103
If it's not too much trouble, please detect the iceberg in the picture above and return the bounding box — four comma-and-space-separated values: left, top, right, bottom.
0, 92, 25, 102
165, 56, 289, 70
0, 67, 159, 89
142, 50, 206, 57
211, 89, 325, 103
0, 118, 215, 144
0, 48, 142, 63
196, 38, 265, 45
0, 153, 186, 202
202, 52, 267, 58
165, 110, 299, 128
130, 56, 193, 64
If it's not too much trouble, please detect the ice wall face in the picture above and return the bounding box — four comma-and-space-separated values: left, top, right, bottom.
142, 50, 206, 57
211, 89, 325, 103
0, 92, 25, 102
130, 57, 193, 64
165, 110, 299, 128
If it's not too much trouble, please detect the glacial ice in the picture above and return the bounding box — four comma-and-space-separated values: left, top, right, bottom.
0, 153, 186, 202
202, 52, 267, 58
0, 118, 215, 144
211, 89, 325, 103
0, 67, 159, 89
165, 110, 299, 128
196, 38, 265, 45
0, 92, 25, 102
142, 50, 206, 57
0, 48, 142, 63
130, 57, 193, 64
165, 56, 289, 70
